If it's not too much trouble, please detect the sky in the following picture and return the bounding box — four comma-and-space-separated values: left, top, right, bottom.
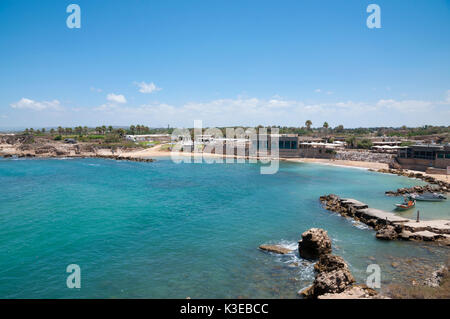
0, 0, 449, 129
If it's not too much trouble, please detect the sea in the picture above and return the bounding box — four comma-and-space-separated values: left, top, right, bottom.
0, 157, 448, 298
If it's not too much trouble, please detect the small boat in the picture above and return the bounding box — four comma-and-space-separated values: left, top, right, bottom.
408, 193, 447, 202
395, 198, 416, 210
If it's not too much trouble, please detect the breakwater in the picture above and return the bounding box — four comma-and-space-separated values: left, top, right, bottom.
320, 194, 450, 244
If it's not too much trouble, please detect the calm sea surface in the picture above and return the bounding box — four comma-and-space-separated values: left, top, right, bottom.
0, 157, 448, 298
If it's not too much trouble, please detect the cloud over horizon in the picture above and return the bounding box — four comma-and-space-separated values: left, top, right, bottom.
4, 90, 449, 129
10, 98, 62, 111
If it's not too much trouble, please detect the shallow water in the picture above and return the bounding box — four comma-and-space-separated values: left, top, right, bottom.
0, 157, 448, 298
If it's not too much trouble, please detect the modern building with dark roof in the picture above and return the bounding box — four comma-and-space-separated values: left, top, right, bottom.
396, 144, 450, 172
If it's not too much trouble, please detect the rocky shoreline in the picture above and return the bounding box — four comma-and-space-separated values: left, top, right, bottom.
320, 194, 450, 244
0, 153, 155, 163
0, 135, 156, 163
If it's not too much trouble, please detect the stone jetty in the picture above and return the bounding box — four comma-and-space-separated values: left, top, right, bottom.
320, 194, 450, 244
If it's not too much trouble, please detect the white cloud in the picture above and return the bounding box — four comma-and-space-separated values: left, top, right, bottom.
7, 91, 449, 128
135, 81, 162, 94
106, 93, 127, 104
314, 89, 321, 93
10, 98, 62, 111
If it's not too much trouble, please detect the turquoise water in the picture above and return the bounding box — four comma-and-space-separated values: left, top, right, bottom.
0, 157, 448, 298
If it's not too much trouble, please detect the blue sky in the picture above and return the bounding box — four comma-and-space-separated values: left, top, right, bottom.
0, 0, 449, 129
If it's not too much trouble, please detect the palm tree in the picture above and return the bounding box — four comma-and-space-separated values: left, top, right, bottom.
74, 126, 82, 135
305, 120, 312, 130
323, 122, 329, 129
108, 125, 113, 133
117, 128, 126, 137
130, 125, 135, 135
50, 128, 55, 135
57, 126, 63, 135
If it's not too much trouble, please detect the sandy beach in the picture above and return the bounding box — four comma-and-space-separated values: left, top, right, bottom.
118, 145, 450, 184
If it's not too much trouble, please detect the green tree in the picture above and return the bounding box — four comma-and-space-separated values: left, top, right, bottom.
334, 125, 344, 133
117, 128, 126, 137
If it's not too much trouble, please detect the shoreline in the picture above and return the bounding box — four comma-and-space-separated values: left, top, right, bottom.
2, 143, 449, 184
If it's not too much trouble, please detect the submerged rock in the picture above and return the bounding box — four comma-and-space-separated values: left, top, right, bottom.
298, 228, 332, 260
259, 244, 292, 255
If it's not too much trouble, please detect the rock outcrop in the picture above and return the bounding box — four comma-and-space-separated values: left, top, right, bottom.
297, 228, 379, 299
298, 228, 332, 260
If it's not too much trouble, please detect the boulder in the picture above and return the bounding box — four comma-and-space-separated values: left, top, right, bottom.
298, 228, 332, 260
259, 244, 292, 255
375, 225, 398, 240
314, 254, 349, 273
313, 268, 355, 296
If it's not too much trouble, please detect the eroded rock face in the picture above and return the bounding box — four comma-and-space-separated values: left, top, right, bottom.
298, 228, 332, 260
376, 225, 398, 240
